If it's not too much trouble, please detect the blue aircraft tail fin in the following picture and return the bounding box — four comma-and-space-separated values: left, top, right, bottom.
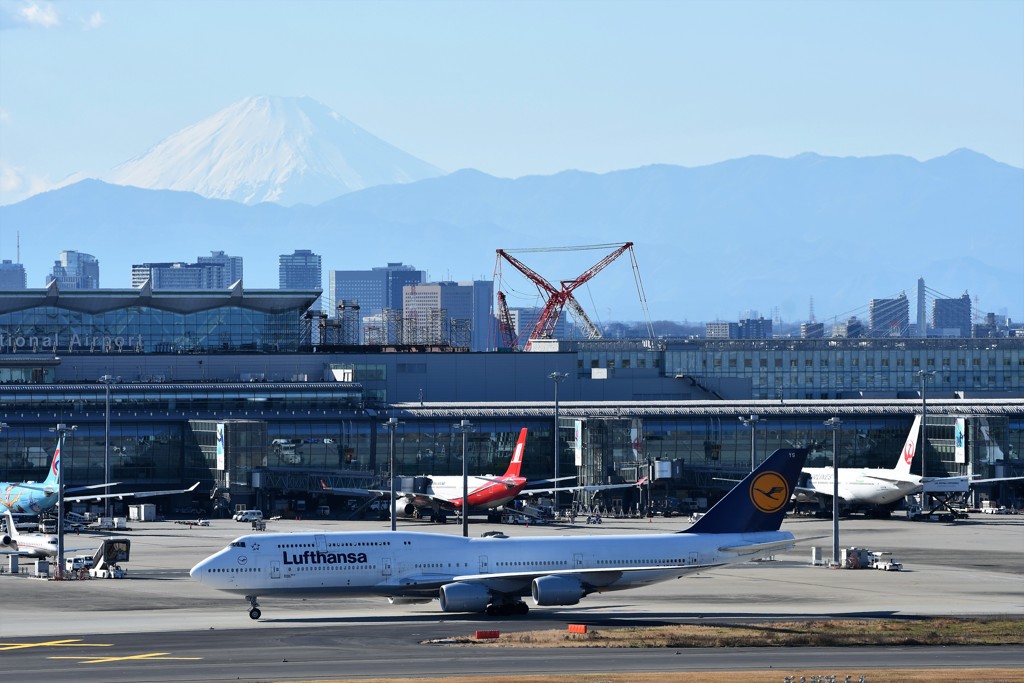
685, 448, 807, 535
42, 439, 62, 490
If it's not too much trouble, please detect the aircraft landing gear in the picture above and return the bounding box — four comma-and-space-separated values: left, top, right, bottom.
246, 595, 261, 620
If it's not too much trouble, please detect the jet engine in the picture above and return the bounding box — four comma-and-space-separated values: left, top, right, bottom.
438, 582, 492, 613
394, 500, 417, 518
531, 575, 585, 606
1, 533, 13, 548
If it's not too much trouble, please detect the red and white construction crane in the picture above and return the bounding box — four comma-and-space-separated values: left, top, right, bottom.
494, 242, 652, 351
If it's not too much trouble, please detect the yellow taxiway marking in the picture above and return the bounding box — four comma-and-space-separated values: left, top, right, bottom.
50, 652, 202, 664
0, 639, 112, 651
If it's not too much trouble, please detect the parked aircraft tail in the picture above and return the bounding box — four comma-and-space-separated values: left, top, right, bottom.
500, 428, 528, 478
894, 415, 922, 476
42, 439, 62, 492
686, 448, 806, 534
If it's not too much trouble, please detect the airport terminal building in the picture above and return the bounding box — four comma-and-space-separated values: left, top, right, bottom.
2, 287, 1022, 516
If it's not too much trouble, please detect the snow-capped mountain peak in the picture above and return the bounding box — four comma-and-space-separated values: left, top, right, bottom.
100, 95, 444, 206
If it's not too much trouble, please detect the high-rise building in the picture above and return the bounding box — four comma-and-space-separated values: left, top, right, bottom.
47, 250, 99, 289
831, 316, 864, 338
800, 321, 825, 339
738, 316, 773, 339
196, 251, 243, 288
869, 293, 909, 337
401, 280, 493, 350
705, 322, 739, 339
133, 251, 244, 290
932, 293, 972, 338
279, 250, 322, 311
329, 263, 424, 319
0, 260, 26, 290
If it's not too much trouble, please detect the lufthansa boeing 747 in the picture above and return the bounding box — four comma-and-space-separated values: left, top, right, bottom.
191, 447, 808, 620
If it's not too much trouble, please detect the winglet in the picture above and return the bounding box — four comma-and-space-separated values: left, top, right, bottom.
685, 448, 807, 534
501, 428, 528, 478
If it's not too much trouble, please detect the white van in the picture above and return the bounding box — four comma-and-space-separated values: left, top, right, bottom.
234, 510, 264, 523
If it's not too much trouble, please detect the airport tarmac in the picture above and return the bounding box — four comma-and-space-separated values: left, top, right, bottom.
2, 512, 1022, 638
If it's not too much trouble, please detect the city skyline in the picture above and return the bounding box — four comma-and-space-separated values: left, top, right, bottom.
2, 246, 1015, 335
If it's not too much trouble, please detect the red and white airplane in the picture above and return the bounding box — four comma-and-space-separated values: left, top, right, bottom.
324, 428, 633, 521
323, 428, 531, 520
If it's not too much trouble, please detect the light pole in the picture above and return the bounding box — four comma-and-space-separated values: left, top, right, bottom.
99, 375, 115, 519
916, 370, 935, 481
50, 422, 76, 579
384, 417, 400, 532
824, 417, 842, 565
739, 415, 759, 471
548, 371, 568, 511
455, 420, 474, 537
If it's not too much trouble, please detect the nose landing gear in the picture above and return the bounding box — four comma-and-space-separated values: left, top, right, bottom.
246, 595, 261, 620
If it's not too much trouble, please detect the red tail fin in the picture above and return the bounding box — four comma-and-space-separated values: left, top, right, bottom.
502, 428, 528, 478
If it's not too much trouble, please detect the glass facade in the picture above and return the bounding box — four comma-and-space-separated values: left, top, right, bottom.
665, 339, 1024, 399
0, 305, 305, 354
0, 288, 317, 355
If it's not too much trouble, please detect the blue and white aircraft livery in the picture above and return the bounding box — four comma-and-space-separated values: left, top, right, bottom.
191, 447, 808, 620
0, 434, 199, 516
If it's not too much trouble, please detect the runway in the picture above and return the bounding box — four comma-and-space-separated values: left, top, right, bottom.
2, 513, 1022, 681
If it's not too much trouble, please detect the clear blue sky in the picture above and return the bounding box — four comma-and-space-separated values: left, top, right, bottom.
1, 0, 1022, 204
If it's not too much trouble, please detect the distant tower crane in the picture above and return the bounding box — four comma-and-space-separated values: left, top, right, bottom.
495, 291, 519, 350
494, 242, 652, 351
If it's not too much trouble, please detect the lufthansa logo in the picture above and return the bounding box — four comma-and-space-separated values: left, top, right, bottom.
237, 556, 248, 566
749, 471, 789, 514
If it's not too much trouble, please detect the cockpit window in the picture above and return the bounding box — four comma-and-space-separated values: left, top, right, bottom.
229, 541, 246, 548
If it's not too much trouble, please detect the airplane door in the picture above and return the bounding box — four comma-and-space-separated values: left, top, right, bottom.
479, 555, 489, 574
315, 534, 327, 553
382, 557, 392, 578
271, 562, 280, 579
688, 552, 698, 565
574, 553, 584, 568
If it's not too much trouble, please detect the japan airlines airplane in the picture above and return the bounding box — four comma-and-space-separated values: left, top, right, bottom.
797, 415, 1024, 512
191, 447, 807, 620
796, 416, 925, 510
0, 434, 200, 516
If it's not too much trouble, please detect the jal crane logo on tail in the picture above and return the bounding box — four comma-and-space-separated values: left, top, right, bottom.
749, 471, 789, 514
903, 438, 915, 466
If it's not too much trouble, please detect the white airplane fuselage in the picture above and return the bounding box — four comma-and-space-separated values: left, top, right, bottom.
801, 468, 922, 506
193, 447, 808, 619
190, 528, 789, 600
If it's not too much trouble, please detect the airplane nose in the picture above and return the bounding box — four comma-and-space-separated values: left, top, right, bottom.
189, 561, 203, 582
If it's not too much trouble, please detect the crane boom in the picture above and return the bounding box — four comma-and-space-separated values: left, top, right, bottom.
495, 243, 635, 349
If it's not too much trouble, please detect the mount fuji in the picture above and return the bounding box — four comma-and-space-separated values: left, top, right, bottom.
94, 95, 444, 206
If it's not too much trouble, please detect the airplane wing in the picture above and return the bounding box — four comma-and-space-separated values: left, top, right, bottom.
519, 482, 637, 496
66, 481, 200, 503
318, 481, 461, 512
859, 473, 913, 485
968, 475, 1024, 485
